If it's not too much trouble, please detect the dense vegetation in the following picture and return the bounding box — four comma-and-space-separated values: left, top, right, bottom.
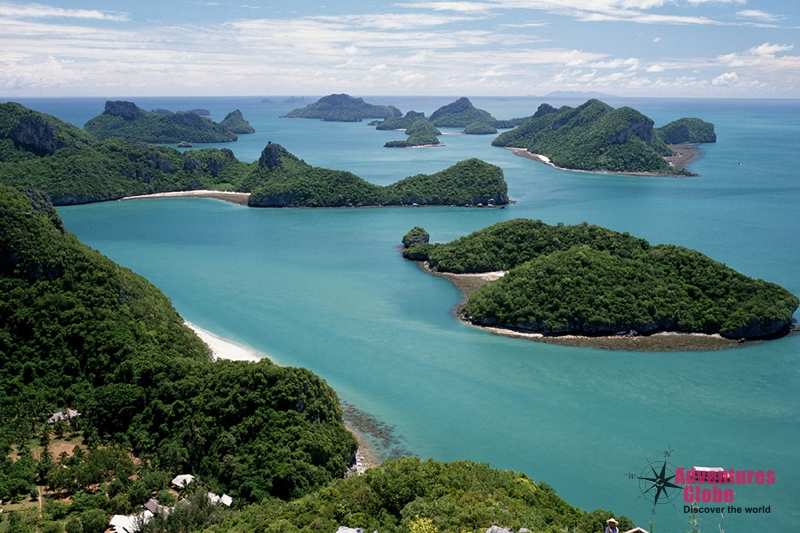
0, 106, 253, 203
0, 102, 96, 161
492, 100, 715, 174
203, 458, 633, 533
404, 219, 798, 339
384, 119, 442, 148
463, 122, 498, 135
0, 184, 357, 507
375, 111, 427, 130
220, 110, 255, 134
655, 118, 717, 144
282, 94, 402, 122
84, 101, 238, 143
429, 98, 496, 128
248, 144, 507, 207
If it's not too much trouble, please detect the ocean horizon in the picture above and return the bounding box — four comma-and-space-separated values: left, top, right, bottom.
6, 95, 799, 532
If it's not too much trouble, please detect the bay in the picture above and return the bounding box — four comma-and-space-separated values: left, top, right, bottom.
12, 95, 799, 531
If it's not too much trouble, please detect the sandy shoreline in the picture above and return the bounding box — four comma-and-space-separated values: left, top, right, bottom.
417, 261, 747, 351
184, 321, 382, 470
184, 321, 265, 361
508, 144, 700, 176
121, 190, 250, 205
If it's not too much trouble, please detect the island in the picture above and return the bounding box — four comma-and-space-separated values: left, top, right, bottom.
429, 97, 497, 128
247, 143, 506, 207
220, 109, 255, 134
83, 100, 238, 143
282, 93, 402, 122
402, 219, 798, 349
375, 110, 427, 130
492, 99, 716, 175
384, 118, 442, 148
0, 103, 506, 208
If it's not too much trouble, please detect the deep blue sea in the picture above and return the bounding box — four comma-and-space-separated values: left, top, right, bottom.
6, 95, 799, 532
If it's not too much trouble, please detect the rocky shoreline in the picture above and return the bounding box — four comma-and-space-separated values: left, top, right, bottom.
341, 401, 414, 472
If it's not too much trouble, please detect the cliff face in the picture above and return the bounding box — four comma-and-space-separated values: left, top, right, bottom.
104, 100, 145, 120
258, 142, 286, 168
607, 117, 654, 145
9, 115, 72, 156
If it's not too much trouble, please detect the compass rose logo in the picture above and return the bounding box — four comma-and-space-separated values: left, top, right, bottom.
638, 460, 682, 507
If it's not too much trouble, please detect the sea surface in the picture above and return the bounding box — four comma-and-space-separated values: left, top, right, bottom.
7, 95, 800, 532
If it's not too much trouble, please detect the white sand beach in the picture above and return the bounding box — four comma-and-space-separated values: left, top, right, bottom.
121, 190, 250, 205
184, 321, 265, 362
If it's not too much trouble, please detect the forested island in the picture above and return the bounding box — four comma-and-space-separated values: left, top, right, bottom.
282, 94, 402, 122
492, 100, 716, 175
0, 103, 504, 207
403, 219, 798, 344
0, 184, 634, 533
84, 101, 240, 143
384, 118, 442, 148
219, 110, 255, 134
428, 97, 496, 128
247, 144, 505, 206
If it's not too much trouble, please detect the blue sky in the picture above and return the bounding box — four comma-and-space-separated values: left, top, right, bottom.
0, 0, 798, 97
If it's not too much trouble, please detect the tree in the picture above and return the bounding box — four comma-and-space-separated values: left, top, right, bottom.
65, 518, 83, 533
80, 509, 108, 533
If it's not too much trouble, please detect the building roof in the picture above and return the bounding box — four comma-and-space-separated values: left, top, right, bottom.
208, 492, 233, 507
109, 510, 153, 533
171, 474, 195, 488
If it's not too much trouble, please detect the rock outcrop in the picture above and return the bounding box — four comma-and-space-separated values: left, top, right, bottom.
258, 142, 286, 169
9, 115, 72, 156
104, 100, 145, 120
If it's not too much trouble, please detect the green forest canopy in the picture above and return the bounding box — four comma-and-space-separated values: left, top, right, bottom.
282, 94, 402, 122
247, 144, 507, 207
83, 101, 238, 143
403, 219, 798, 339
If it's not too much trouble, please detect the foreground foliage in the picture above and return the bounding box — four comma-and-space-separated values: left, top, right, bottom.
0, 184, 356, 504
404, 219, 798, 338
492, 100, 715, 174
203, 458, 634, 533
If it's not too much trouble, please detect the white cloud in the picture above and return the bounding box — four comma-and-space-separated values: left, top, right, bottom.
398, 0, 733, 25
0, 2, 129, 22
712, 71, 739, 86
746, 43, 794, 56
393, 2, 496, 13
653, 37, 661, 42
736, 10, 784, 23
646, 64, 664, 72
311, 12, 480, 30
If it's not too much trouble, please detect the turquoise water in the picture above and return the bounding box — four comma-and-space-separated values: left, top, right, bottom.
12, 96, 800, 531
